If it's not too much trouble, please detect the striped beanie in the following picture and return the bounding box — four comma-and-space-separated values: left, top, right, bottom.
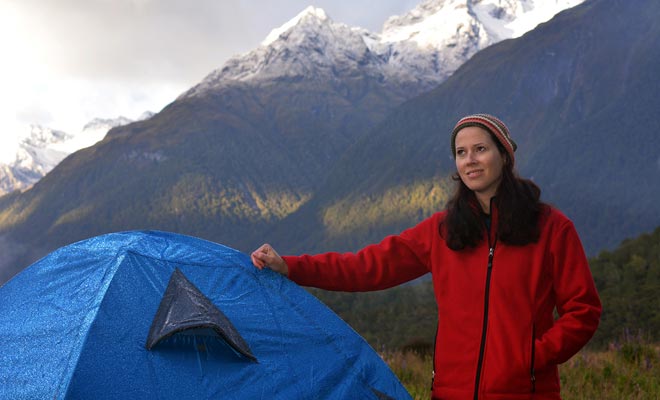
451, 114, 517, 166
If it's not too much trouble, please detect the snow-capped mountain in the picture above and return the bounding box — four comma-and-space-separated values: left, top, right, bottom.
378, 0, 584, 82
0, 125, 71, 196
181, 7, 382, 97
3, 0, 582, 196
0, 114, 152, 195
183, 0, 583, 98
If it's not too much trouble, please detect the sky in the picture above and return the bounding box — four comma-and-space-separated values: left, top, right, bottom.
0, 0, 419, 162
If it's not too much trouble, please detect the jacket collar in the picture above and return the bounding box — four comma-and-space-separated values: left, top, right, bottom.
487, 198, 499, 247
470, 196, 499, 247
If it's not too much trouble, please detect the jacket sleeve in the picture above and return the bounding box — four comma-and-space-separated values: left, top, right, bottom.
282, 216, 437, 292
535, 219, 602, 369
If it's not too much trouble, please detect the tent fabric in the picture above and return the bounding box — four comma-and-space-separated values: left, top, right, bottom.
0, 230, 411, 400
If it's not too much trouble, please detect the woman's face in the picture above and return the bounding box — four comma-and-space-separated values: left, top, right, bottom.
454, 126, 507, 207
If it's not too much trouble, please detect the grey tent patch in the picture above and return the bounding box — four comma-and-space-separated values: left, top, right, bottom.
371, 387, 396, 400
146, 268, 257, 362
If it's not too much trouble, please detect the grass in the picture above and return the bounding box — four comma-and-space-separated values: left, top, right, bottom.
560, 340, 660, 400
382, 351, 433, 400
383, 339, 660, 400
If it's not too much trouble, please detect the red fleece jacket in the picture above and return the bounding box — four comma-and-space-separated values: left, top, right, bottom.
283, 206, 601, 399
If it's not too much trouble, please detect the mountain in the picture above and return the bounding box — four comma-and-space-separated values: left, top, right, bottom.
0, 115, 152, 196
185, 1, 583, 96
0, 0, 588, 285
0, 125, 71, 196
377, 0, 584, 83
263, 0, 660, 257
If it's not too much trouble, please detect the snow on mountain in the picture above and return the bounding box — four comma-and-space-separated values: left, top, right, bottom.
182, 6, 381, 96
49, 116, 132, 154
0, 114, 153, 195
377, 0, 584, 82
183, 0, 584, 98
261, 6, 330, 47
0, 125, 71, 196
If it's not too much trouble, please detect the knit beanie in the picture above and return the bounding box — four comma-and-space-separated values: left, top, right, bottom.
451, 114, 517, 166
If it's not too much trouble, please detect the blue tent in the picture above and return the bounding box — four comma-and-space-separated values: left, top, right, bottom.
0, 231, 411, 399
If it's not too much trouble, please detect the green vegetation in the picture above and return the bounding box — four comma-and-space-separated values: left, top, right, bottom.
589, 226, 660, 347
310, 279, 436, 350
158, 173, 310, 222
321, 178, 452, 239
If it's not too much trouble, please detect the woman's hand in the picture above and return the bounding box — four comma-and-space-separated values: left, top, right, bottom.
251, 243, 289, 276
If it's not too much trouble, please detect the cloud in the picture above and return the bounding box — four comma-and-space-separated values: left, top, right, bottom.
12, 0, 262, 85
16, 105, 54, 127
1, 0, 420, 137
12, 0, 419, 84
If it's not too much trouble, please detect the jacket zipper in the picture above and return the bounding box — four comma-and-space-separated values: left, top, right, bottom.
473, 245, 495, 400
531, 324, 537, 392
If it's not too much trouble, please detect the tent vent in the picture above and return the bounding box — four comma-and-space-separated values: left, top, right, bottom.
146, 268, 257, 362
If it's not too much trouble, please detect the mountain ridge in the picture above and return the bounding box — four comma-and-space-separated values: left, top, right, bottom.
0, 114, 154, 196
0, 0, 617, 286
2, 1, 580, 198
182, 0, 583, 97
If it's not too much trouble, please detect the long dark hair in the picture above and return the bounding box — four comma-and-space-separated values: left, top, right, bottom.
442, 136, 545, 250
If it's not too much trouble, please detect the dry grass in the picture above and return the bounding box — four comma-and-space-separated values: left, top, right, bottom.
383, 340, 660, 400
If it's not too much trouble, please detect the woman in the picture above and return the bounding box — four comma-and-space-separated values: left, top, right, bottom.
251, 114, 601, 399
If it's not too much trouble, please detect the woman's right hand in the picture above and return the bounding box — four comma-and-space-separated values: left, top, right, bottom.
250, 243, 289, 276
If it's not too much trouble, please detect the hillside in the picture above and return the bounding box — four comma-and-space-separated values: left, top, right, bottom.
0, 0, 591, 285
264, 0, 660, 256
0, 73, 414, 284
